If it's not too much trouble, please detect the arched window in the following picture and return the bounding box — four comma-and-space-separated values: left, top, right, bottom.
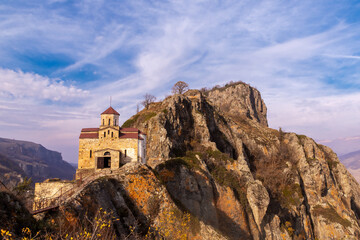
90, 150, 92, 158
115, 119, 117, 126
108, 119, 110, 125
104, 132, 106, 137
125, 149, 127, 157
111, 132, 113, 137
108, 130, 110, 134
104, 151, 110, 156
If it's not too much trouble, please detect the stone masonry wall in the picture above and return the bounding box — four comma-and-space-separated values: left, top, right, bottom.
78, 138, 138, 169
33, 180, 74, 210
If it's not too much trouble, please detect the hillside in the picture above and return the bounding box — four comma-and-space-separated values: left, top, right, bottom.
3, 82, 360, 239
0, 137, 75, 188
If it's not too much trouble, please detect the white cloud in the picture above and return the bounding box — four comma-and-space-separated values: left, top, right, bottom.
267, 92, 360, 140
1, 0, 360, 161
0, 68, 88, 101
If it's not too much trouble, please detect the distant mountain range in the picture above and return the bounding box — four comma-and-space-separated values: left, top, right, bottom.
0, 137, 75, 188
339, 150, 360, 183
318, 136, 360, 156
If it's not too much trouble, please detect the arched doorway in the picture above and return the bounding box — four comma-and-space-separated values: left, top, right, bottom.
103, 151, 111, 168
97, 151, 111, 169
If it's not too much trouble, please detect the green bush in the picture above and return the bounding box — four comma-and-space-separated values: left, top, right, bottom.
203, 148, 234, 163
142, 112, 157, 122
281, 184, 303, 206
313, 205, 351, 227
158, 152, 202, 172
13, 177, 32, 194
296, 134, 307, 145
327, 158, 338, 170
121, 114, 139, 128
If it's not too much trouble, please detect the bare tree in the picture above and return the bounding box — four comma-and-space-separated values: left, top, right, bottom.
141, 93, 156, 109
171, 81, 189, 94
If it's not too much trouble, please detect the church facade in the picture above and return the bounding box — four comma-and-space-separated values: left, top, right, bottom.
76, 106, 146, 178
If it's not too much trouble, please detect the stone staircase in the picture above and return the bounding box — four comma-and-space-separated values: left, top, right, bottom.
31, 163, 141, 215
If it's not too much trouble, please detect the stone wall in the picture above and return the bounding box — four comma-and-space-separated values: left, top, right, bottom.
33, 179, 74, 210
78, 138, 139, 169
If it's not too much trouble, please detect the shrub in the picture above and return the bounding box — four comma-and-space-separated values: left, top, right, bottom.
13, 177, 32, 194
203, 148, 234, 163
142, 112, 157, 122
121, 114, 139, 128
313, 205, 351, 228
282, 184, 303, 207
157, 151, 202, 173
326, 158, 338, 170
296, 134, 307, 145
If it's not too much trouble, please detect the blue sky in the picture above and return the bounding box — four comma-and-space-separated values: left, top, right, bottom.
1, 0, 360, 162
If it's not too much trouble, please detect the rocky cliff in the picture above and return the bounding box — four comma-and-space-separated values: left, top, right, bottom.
119, 82, 360, 239
20, 82, 360, 239
0, 137, 75, 188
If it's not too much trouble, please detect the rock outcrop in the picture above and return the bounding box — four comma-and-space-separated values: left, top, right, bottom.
118, 82, 360, 239
19, 81, 360, 239
206, 82, 268, 127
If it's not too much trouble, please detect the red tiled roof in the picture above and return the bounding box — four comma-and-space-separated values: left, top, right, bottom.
81, 128, 99, 132
79, 133, 99, 139
120, 128, 139, 132
101, 106, 120, 115
119, 132, 140, 139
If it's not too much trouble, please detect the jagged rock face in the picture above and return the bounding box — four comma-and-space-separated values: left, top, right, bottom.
117, 82, 360, 239
205, 83, 268, 127
57, 164, 225, 239
247, 180, 270, 229
0, 153, 26, 189
0, 137, 75, 186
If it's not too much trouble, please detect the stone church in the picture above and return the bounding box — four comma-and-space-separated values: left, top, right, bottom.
76, 106, 146, 178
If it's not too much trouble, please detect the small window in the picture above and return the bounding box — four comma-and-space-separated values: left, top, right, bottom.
108, 119, 110, 125
115, 119, 117, 126
111, 132, 113, 137
125, 149, 127, 157
108, 130, 110, 134
90, 150, 92, 158
103, 119, 104, 125
104, 132, 106, 137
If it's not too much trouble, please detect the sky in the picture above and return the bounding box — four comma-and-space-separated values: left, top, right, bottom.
1, 0, 360, 163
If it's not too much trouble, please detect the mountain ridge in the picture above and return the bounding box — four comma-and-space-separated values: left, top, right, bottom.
0, 137, 75, 188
